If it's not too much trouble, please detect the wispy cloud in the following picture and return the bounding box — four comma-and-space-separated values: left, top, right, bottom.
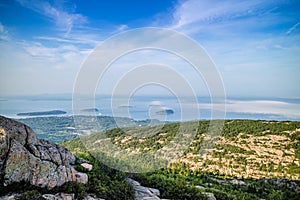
20, 41, 90, 68
165, 0, 300, 99
170, 0, 289, 36
36, 36, 100, 47
15, 0, 87, 35
0, 22, 10, 41
0, 40, 88, 94
117, 24, 129, 32
0, 22, 4, 32
286, 22, 300, 35
1, 0, 299, 98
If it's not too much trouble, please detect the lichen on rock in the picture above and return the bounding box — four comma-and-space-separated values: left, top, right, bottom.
0, 115, 88, 190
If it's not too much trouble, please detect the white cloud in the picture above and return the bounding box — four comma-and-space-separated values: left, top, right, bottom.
273, 44, 287, 50
0, 0, 99, 95
226, 100, 300, 119
168, 0, 299, 44
149, 101, 164, 106
286, 22, 300, 35
15, 0, 87, 35
0, 39, 92, 95
2, 0, 299, 98
194, 100, 300, 119
117, 24, 129, 32
20, 41, 90, 69
164, 0, 300, 99
171, 0, 274, 31
36, 36, 100, 46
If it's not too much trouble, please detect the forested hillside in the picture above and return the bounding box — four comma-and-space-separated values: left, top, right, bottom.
62, 120, 300, 199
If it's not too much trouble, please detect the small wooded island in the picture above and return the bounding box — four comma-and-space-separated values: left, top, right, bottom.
81, 108, 99, 112
17, 110, 67, 116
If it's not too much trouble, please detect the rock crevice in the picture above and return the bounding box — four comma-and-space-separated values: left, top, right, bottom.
0, 137, 11, 183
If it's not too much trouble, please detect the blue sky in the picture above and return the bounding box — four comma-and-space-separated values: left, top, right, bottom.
0, 0, 300, 98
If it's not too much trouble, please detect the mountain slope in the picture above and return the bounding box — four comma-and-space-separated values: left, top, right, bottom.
63, 120, 300, 180
62, 120, 300, 199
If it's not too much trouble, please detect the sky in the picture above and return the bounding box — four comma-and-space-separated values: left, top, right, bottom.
0, 0, 300, 98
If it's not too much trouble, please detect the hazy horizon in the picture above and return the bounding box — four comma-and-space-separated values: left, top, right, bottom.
1, 93, 300, 121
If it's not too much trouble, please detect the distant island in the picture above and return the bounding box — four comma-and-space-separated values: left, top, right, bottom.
81, 108, 99, 112
17, 110, 67, 116
156, 108, 174, 115
118, 105, 134, 108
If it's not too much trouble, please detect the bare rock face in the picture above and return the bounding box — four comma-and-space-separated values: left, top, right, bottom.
80, 163, 93, 171
42, 193, 105, 200
126, 178, 161, 200
0, 115, 88, 189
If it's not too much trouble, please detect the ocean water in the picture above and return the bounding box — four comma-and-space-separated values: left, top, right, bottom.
0, 94, 299, 121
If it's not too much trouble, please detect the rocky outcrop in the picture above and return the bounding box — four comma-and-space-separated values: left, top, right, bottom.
0, 193, 104, 200
42, 193, 104, 200
0, 116, 88, 189
80, 163, 93, 171
126, 178, 162, 200
43, 193, 75, 200
126, 178, 218, 200
202, 192, 216, 200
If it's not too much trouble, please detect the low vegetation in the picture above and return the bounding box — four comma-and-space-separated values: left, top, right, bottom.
0, 154, 135, 200
61, 119, 300, 199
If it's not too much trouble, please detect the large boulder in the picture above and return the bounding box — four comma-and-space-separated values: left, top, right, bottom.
0, 115, 88, 189
126, 178, 161, 200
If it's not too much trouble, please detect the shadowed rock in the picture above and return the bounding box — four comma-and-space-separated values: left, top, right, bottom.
0, 115, 87, 189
